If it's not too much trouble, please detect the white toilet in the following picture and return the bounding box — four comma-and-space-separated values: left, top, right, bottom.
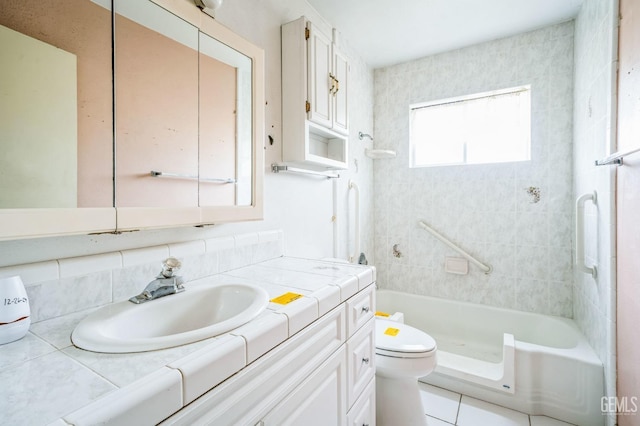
375, 318, 437, 426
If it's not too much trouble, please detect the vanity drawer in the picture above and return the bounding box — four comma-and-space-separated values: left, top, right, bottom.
347, 376, 375, 426
346, 317, 375, 409
346, 284, 375, 337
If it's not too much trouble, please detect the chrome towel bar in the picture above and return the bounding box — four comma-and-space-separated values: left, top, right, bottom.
271, 164, 340, 179
150, 171, 236, 184
595, 146, 640, 166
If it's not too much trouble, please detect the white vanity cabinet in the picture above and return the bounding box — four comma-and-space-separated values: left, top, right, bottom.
163, 284, 376, 426
348, 377, 376, 426
281, 17, 349, 170
345, 285, 376, 425
261, 346, 348, 426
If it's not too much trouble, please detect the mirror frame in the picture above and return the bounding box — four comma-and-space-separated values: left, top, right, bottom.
0, 0, 116, 241
115, 0, 265, 230
0, 0, 264, 240
0, 208, 116, 240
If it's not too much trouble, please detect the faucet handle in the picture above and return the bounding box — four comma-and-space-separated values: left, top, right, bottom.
161, 257, 182, 278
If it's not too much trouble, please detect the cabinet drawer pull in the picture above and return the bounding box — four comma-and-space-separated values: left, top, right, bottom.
362, 357, 370, 364
361, 306, 370, 313
329, 73, 336, 94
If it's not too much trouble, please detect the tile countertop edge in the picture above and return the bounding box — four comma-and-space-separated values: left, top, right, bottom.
3, 257, 375, 425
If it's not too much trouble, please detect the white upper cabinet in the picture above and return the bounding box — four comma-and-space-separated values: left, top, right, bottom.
282, 17, 349, 170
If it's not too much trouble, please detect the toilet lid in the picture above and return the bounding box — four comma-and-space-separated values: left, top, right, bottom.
375, 319, 436, 357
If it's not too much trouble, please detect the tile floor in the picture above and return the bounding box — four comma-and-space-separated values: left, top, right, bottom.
419, 383, 576, 426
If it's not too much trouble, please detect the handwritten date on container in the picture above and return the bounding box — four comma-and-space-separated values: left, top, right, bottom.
4, 297, 28, 306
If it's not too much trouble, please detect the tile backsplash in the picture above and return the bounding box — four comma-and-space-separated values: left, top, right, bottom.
0, 230, 283, 323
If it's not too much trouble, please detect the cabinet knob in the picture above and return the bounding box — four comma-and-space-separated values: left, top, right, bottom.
362, 357, 370, 364
361, 306, 370, 313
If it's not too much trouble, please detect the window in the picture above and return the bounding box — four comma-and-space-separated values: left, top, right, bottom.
409, 86, 531, 167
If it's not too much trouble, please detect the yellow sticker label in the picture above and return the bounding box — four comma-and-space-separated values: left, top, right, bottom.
384, 327, 400, 336
375, 311, 390, 317
270, 292, 303, 305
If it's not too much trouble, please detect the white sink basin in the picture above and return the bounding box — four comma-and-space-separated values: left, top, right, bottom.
72, 282, 269, 353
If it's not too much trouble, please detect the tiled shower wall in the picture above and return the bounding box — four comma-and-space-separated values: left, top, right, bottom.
0, 231, 283, 323
373, 22, 575, 317
572, 0, 617, 422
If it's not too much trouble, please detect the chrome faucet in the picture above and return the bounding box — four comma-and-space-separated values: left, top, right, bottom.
129, 257, 185, 304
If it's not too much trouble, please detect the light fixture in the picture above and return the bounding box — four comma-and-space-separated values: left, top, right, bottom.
194, 0, 224, 13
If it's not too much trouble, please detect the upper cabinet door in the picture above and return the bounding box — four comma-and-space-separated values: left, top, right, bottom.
307, 22, 349, 136
307, 22, 333, 130
332, 45, 349, 135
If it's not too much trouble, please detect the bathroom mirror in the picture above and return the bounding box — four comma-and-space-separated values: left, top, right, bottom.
0, 0, 116, 239
115, 0, 264, 229
0, 0, 263, 239
114, 0, 200, 210
198, 30, 253, 207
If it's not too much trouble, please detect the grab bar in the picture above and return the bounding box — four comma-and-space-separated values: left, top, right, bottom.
348, 180, 360, 263
150, 171, 236, 184
418, 220, 492, 274
575, 192, 597, 278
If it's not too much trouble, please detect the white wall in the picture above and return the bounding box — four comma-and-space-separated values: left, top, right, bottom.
572, 0, 617, 422
0, 0, 374, 268
373, 22, 575, 317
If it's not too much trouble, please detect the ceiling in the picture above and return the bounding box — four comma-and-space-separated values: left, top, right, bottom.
305, 0, 584, 68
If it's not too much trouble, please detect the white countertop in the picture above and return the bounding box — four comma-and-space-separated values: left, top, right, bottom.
0, 257, 375, 426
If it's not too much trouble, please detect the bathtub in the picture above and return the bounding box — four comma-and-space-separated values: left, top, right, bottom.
376, 290, 604, 426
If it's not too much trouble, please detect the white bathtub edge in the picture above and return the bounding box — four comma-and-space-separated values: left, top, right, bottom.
434, 333, 515, 394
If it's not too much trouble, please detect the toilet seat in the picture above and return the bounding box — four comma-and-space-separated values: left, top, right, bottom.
375, 319, 436, 359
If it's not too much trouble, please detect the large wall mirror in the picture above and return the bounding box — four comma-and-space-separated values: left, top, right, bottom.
0, 0, 115, 238
0, 0, 263, 239
115, 0, 264, 230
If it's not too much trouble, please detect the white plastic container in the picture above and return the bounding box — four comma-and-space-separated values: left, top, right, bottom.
0, 276, 30, 345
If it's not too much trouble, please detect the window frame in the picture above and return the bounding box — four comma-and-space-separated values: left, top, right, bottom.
409, 85, 532, 168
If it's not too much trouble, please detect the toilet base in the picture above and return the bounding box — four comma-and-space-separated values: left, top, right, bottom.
376, 374, 426, 426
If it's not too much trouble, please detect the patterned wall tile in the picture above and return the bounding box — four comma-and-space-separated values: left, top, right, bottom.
373, 22, 575, 316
